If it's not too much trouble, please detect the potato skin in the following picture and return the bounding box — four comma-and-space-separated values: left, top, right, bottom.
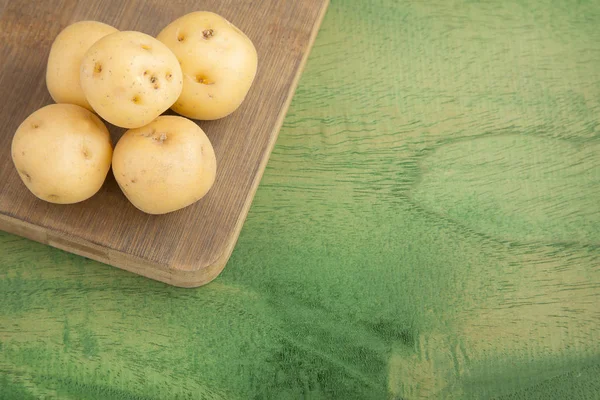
157, 11, 258, 120
11, 104, 113, 204
80, 31, 183, 128
46, 21, 118, 111
112, 116, 217, 214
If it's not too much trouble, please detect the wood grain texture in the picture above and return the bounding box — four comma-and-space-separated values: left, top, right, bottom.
1, 0, 600, 399
0, 0, 329, 287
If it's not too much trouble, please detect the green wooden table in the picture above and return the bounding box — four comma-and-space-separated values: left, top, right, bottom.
2, 1, 600, 398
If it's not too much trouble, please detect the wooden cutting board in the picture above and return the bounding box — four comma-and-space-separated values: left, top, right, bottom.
0, 0, 329, 287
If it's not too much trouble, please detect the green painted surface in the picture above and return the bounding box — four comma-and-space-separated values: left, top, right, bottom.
2, 0, 600, 398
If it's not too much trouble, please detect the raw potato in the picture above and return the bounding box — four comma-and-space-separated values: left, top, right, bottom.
11, 104, 113, 204
46, 21, 118, 111
80, 31, 183, 128
157, 11, 258, 120
112, 116, 217, 214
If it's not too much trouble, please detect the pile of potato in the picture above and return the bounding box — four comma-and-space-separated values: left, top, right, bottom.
11, 12, 257, 214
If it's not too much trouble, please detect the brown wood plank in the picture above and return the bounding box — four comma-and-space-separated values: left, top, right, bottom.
0, 0, 329, 287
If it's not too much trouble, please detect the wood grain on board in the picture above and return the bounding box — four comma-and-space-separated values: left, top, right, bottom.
0, 0, 330, 287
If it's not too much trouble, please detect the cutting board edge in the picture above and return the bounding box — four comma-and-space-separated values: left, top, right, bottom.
0, 0, 330, 288
196, 0, 332, 283
0, 212, 225, 287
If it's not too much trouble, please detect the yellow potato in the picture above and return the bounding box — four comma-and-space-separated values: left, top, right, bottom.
112, 116, 217, 214
80, 31, 183, 128
46, 21, 118, 111
157, 11, 258, 120
11, 104, 113, 204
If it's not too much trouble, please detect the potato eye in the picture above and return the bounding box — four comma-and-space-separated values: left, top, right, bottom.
202, 29, 214, 39
19, 170, 32, 182
195, 74, 214, 85
82, 147, 92, 159
153, 133, 168, 143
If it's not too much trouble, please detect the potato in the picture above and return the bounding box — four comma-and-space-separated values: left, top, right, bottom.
157, 11, 258, 120
46, 21, 118, 111
11, 104, 113, 204
80, 31, 183, 128
112, 116, 216, 214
